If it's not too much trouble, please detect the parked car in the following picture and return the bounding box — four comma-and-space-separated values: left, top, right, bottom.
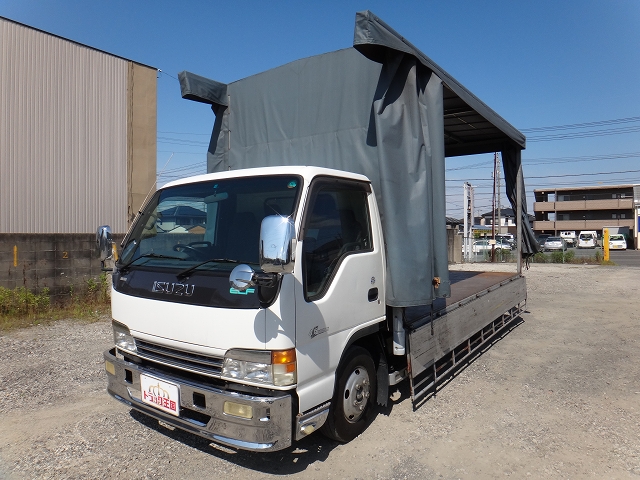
543, 237, 567, 252
496, 234, 516, 249
608, 234, 627, 250
468, 239, 512, 254
537, 234, 552, 248
577, 231, 597, 249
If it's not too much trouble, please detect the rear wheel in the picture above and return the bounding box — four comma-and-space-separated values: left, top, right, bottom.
321, 346, 377, 442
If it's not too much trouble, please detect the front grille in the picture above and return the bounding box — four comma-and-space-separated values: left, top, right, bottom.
135, 339, 224, 378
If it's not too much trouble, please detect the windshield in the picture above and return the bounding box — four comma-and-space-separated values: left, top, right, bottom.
610, 235, 624, 241
119, 175, 302, 272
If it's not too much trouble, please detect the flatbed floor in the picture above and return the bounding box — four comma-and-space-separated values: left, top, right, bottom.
404, 270, 519, 330
406, 270, 527, 402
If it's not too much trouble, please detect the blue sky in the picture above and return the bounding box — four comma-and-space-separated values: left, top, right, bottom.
3, 1, 639, 217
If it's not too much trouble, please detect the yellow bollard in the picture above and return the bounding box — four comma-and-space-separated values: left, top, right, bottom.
603, 228, 609, 262
13, 245, 18, 267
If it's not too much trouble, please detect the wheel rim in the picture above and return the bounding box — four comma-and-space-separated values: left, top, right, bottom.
342, 365, 371, 423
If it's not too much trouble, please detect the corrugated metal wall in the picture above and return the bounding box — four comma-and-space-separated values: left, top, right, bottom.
1, 18, 129, 233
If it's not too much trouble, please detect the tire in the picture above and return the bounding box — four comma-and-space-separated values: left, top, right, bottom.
321, 346, 377, 443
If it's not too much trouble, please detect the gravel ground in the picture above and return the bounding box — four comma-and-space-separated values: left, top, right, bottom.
1, 263, 640, 479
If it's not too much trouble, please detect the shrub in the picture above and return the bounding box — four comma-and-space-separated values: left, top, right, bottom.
1, 274, 111, 331
0, 286, 50, 317
550, 250, 575, 263
531, 252, 547, 263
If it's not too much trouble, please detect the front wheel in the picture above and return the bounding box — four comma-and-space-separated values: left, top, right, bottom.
321, 346, 377, 443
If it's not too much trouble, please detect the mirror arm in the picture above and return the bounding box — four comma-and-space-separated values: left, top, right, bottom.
100, 260, 114, 273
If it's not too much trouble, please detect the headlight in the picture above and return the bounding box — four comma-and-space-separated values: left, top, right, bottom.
112, 321, 137, 354
222, 348, 296, 387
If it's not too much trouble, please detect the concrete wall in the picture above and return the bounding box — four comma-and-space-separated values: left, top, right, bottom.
0, 233, 121, 298
447, 229, 462, 264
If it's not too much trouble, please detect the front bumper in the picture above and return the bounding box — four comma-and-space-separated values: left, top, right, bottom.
104, 348, 293, 452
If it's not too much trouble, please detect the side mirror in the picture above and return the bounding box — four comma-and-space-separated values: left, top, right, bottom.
96, 225, 113, 260
229, 264, 255, 292
96, 225, 113, 271
259, 215, 296, 274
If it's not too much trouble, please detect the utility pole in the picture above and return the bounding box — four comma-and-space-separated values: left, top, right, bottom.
496, 153, 502, 237
491, 153, 497, 262
463, 182, 474, 261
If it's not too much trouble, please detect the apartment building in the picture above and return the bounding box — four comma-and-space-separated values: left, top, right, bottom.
534, 184, 639, 248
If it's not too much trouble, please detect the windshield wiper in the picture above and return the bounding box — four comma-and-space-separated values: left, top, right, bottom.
118, 253, 186, 272
176, 258, 239, 280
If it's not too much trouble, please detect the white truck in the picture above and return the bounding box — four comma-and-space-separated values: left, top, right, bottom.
98, 11, 536, 452
559, 231, 577, 248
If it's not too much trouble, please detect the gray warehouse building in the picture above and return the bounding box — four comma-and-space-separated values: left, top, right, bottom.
0, 16, 157, 294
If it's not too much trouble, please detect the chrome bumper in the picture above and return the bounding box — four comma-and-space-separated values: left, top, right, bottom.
103, 348, 293, 452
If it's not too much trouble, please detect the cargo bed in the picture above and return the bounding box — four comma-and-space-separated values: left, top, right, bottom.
406, 270, 527, 404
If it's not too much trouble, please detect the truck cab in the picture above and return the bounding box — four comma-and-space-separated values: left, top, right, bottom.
102, 166, 387, 451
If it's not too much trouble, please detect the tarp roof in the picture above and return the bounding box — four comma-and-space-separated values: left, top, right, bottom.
180, 11, 526, 158
353, 10, 525, 157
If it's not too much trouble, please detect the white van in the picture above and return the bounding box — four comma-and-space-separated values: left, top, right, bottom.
560, 231, 577, 247
577, 231, 597, 249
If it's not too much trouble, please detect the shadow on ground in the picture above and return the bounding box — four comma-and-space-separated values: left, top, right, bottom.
129, 409, 339, 474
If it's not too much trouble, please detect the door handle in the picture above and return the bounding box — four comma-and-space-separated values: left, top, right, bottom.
368, 287, 378, 302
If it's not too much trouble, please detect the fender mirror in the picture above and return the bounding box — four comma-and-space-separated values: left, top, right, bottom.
96, 225, 113, 271
259, 215, 296, 274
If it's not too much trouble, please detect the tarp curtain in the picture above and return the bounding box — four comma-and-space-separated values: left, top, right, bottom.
370, 51, 450, 304
502, 148, 539, 256
355, 9, 532, 260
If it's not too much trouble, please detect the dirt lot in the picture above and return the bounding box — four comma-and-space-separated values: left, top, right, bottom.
1, 263, 640, 479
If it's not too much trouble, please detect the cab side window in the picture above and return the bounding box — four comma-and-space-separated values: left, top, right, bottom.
302, 180, 372, 300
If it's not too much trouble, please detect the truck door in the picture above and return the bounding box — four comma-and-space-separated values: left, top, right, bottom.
294, 177, 385, 412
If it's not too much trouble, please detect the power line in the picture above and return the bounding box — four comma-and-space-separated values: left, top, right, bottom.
527, 168, 640, 180
158, 150, 207, 155
517, 115, 640, 142
446, 152, 640, 175
159, 162, 207, 173
447, 168, 640, 183
521, 116, 640, 133
158, 136, 210, 147
445, 160, 492, 171
527, 177, 640, 190
527, 125, 640, 142
158, 70, 178, 81
523, 151, 640, 164
158, 131, 210, 136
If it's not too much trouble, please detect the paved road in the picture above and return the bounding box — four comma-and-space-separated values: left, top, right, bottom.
608, 249, 640, 267
566, 247, 640, 267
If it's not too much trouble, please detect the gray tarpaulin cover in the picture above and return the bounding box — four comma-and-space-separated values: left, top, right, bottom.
179, 10, 536, 308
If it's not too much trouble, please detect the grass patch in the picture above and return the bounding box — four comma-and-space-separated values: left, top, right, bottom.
530, 249, 616, 265
0, 273, 111, 332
